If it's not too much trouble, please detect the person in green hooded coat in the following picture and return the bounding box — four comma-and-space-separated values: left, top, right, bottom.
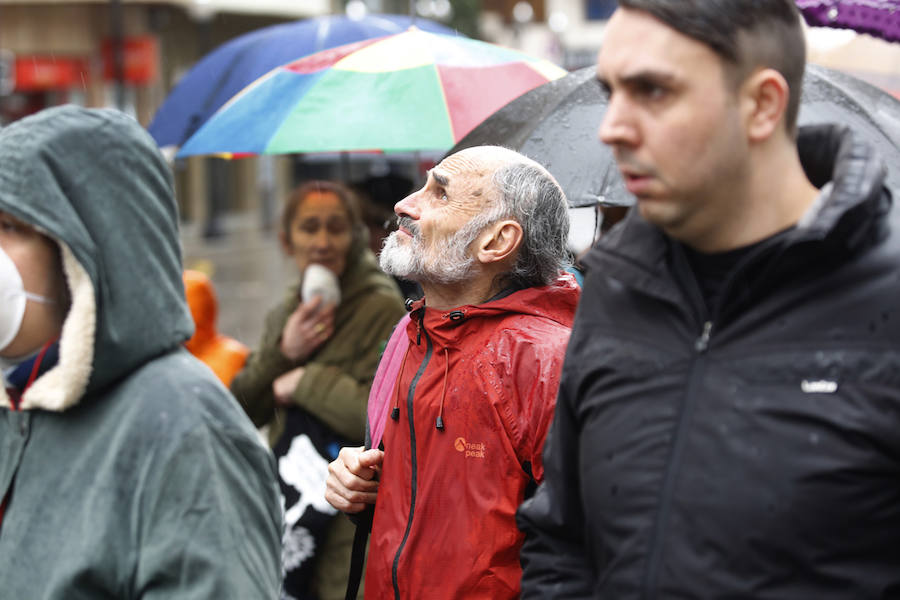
230, 180, 405, 600
0, 106, 283, 599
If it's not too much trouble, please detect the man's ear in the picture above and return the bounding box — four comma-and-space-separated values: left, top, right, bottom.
474, 220, 523, 266
741, 67, 789, 143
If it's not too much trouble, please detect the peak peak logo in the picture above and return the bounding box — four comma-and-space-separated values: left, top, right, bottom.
454, 437, 486, 458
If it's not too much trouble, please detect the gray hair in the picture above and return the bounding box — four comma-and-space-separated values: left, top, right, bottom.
468, 157, 571, 288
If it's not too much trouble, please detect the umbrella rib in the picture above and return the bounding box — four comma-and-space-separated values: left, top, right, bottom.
433, 63, 458, 143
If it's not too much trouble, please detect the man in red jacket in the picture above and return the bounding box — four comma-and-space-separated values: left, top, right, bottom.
325, 145, 580, 599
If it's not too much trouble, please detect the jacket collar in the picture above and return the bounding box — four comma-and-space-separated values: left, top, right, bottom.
4, 341, 59, 392
406, 273, 580, 349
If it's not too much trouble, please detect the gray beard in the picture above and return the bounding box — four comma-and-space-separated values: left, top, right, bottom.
379, 229, 475, 285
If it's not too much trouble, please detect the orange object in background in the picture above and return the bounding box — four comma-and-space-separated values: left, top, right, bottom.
183, 269, 249, 387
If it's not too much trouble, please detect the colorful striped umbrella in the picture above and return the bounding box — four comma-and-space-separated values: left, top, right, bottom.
177, 27, 567, 158
147, 14, 459, 148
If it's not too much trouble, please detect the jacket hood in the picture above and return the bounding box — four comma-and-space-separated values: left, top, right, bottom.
0, 106, 192, 411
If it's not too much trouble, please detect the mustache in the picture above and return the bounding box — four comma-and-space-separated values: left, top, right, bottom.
612, 151, 657, 178
396, 216, 420, 239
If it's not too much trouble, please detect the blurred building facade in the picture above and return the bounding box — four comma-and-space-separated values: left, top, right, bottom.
0, 1, 331, 124
1, 0, 896, 236
0, 0, 334, 232
480, 0, 900, 96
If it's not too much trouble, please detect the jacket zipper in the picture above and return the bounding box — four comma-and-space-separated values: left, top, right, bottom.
0, 342, 50, 535
392, 324, 433, 599
2, 381, 22, 533
641, 243, 713, 599
642, 319, 713, 599
694, 321, 712, 352
642, 234, 777, 596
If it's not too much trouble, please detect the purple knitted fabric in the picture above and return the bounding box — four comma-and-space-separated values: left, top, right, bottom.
797, 1, 900, 43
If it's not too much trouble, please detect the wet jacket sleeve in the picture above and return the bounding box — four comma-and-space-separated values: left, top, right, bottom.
229, 301, 294, 428
517, 358, 595, 599
505, 333, 567, 483
134, 420, 283, 599
290, 293, 406, 442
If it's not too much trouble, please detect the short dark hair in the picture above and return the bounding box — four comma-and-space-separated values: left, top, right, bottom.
618, 0, 806, 135
281, 180, 365, 249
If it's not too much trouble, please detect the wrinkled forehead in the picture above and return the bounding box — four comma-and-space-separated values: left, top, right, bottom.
432, 146, 518, 196
435, 147, 509, 186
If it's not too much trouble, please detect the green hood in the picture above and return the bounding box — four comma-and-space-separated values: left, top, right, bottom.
0, 106, 192, 410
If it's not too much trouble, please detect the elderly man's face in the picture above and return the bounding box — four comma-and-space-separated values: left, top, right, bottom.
380, 150, 495, 284
0, 211, 67, 358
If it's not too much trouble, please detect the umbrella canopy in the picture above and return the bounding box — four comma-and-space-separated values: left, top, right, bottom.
148, 14, 458, 148
176, 27, 567, 158
450, 63, 900, 208
797, 0, 900, 44
450, 66, 625, 208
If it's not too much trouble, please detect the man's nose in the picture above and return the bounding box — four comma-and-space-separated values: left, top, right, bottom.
598, 96, 638, 148
394, 189, 422, 219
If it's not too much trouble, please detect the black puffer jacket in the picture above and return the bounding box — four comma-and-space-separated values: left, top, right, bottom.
518, 125, 900, 599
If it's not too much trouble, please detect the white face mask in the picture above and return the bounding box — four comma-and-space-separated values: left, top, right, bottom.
0, 245, 55, 352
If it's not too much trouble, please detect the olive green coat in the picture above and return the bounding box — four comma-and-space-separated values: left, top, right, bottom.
231, 246, 405, 600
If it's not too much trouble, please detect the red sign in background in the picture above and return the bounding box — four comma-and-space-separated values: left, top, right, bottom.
14, 56, 90, 92
101, 35, 159, 85
10, 35, 157, 92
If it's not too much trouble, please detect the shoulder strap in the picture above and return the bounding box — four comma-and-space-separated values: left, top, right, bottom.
344, 505, 374, 600
367, 313, 410, 451
345, 314, 410, 600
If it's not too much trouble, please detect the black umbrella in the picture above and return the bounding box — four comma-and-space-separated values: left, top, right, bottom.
450, 66, 623, 208
450, 64, 900, 208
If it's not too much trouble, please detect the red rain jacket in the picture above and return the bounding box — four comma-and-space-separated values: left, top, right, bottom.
365, 274, 580, 600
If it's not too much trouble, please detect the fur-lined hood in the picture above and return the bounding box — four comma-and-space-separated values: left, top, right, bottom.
0, 106, 192, 411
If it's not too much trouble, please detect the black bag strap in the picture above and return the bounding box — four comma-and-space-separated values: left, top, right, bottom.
345, 402, 387, 599
344, 504, 374, 600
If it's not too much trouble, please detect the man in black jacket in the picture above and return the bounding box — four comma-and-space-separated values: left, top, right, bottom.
518, 0, 900, 597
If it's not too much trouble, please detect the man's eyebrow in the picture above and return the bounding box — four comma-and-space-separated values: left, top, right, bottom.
431, 171, 450, 187
619, 69, 678, 87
